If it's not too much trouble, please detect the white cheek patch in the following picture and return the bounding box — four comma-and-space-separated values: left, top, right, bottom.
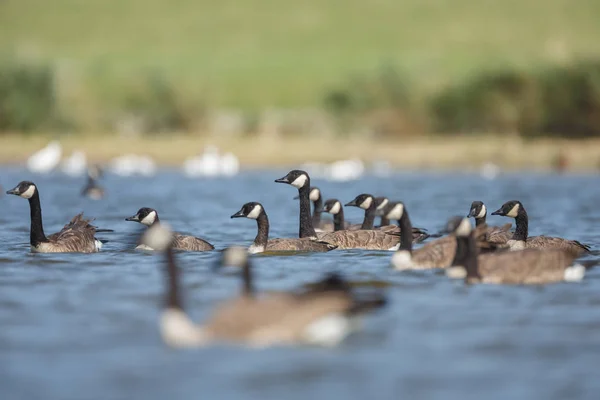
20, 185, 36, 199
386, 203, 404, 220
309, 189, 320, 202
455, 218, 472, 237
246, 204, 263, 219
506, 203, 520, 218
140, 210, 158, 226
359, 197, 373, 210
476, 204, 486, 219
376, 198, 389, 211
290, 174, 308, 189
329, 202, 341, 215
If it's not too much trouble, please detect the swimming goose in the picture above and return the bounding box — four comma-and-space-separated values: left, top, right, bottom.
467, 201, 512, 244
146, 224, 386, 348
322, 199, 353, 231
444, 216, 594, 284
382, 201, 500, 270
231, 202, 337, 253
6, 181, 103, 253
491, 200, 590, 257
374, 196, 391, 226
81, 165, 105, 200
126, 207, 214, 252
294, 187, 335, 232
346, 193, 430, 242
275, 170, 402, 250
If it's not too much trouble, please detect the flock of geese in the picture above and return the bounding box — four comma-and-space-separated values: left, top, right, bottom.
4, 169, 595, 348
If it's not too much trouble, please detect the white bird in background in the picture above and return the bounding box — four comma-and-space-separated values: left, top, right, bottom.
109, 154, 157, 177
183, 146, 240, 178
27, 141, 62, 174
60, 150, 87, 177
326, 159, 365, 182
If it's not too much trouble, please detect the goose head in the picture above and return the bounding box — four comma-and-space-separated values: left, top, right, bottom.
491, 200, 523, 218
6, 181, 37, 199
231, 202, 264, 220
345, 194, 374, 210
374, 197, 390, 216
275, 170, 310, 189
126, 207, 159, 226
444, 216, 473, 237
323, 199, 342, 215
468, 201, 487, 219
382, 202, 405, 221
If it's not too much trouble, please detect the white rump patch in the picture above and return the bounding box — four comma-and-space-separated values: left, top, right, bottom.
290, 174, 308, 188
248, 244, 265, 254
140, 210, 158, 226
507, 240, 526, 251
160, 308, 207, 348
564, 264, 586, 282
94, 239, 103, 251
391, 250, 414, 270
20, 185, 36, 199
387, 243, 400, 251
476, 204, 486, 219
309, 188, 320, 202
329, 201, 341, 215
376, 198, 389, 211
446, 266, 468, 279
455, 218, 472, 237
302, 313, 352, 347
359, 196, 373, 210
386, 203, 404, 221
506, 203, 520, 218
246, 204, 263, 219
142, 223, 173, 251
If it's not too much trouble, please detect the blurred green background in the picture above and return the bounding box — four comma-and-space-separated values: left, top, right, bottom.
2, 0, 600, 137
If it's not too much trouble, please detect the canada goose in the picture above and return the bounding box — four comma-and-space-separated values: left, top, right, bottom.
444, 216, 594, 284
467, 201, 512, 244
322, 199, 353, 231
346, 194, 430, 242
294, 187, 336, 233
374, 196, 391, 226
275, 170, 402, 250
231, 202, 337, 253
6, 181, 104, 253
81, 165, 105, 200
146, 224, 386, 348
491, 200, 590, 257
126, 207, 214, 252
382, 201, 500, 270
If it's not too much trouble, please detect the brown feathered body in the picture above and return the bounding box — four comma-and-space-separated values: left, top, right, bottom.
172, 234, 214, 251
34, 213, 100, 253
317, 230, 400, 250
511, 235, 590, 258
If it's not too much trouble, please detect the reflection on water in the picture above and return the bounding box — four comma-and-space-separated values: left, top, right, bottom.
1, 168, 599, 400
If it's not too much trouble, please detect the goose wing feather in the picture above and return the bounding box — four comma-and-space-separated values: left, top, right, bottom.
45, 213, 99, 253
172, 234, 214, 251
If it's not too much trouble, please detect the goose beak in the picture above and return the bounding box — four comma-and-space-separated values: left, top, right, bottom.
125, 215, 139, 222
6, 188, 18, 196
467, 209, 477, 218
491, 209, 503, 216
274, 176, 289, 184
345, 199, 358, 207
230, 209, 246, 218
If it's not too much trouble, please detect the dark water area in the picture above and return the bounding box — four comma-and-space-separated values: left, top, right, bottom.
0, 167, 599, 400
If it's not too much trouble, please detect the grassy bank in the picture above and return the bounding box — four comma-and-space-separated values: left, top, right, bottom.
1, 134, 599, 171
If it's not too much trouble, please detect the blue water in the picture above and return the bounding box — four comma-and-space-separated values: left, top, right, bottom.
1, 167, 599, 400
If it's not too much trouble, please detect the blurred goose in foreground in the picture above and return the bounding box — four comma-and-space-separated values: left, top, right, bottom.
147, 224, 386, 348
382, 201, 502, 270
467, 201, 512, 244
231, 202, 336, 253
275, 170, 403, 250
6, 181, 104, 253
444, 216, 595, 284
294, 186, 336, 233
491, 200, 590, 257
126, 207, 214, 252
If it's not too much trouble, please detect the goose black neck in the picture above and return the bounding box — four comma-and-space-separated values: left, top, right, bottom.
311, 197, 323, 226
27, 192, 48, 246
512, 209, 529, 241
298, 185, 317, 239
333, 208, 345, 231
153, 215, 161, 226
452, 233, 481, 282
165, 247, 183, 310
380, 216, 390, 226
254, 213, 270, 248
242, 260, 255, 297
475, 215, 486, 227
398, 210, 413, 252
361, 204, 377, 230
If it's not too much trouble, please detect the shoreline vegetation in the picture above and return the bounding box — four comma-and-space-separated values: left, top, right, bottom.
1, 133, 599, 171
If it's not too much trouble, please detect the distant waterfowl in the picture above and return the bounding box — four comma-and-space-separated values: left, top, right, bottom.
27, 141, 62, 174
231, 202, 337, 253
275, 170, 404, 250
81, 165, 105, 200
445, 216, 594, 284
183, 146, 240, 177
6, 181, 104, 253
467, 201, 512, 244
60, 150, 87, 177
491, 200, 590, 257
382, 201, 500, 270
147, 224, 386, 348
109, 154, 156, 177
294, 186, 335, 233
126, 207, 214, 252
